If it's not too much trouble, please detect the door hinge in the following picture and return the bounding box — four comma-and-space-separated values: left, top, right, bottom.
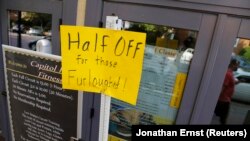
99, 21, 103, 28
90, 108, 95, 119
59, 18, 62, 31
1, 91, 6, 96
59, 18, 62, 25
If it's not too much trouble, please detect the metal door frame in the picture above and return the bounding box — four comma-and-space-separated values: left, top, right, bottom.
191, 17, 250, 124
85, 0, 250, 140
85, 1, 217, 140
101, 1, 218, 124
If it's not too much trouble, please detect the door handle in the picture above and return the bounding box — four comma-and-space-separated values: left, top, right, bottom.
1, 91, 6, 96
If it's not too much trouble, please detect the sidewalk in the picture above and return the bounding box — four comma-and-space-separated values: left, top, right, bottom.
0, 135, 4, 141
211, 101, 250, 124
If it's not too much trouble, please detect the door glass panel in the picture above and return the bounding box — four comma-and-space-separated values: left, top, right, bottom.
8, 10, 52, 50
212, 38, 250, 125
108, 21, 198, 140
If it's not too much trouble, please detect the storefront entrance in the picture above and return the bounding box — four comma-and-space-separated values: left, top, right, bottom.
1, 0, 250, 141
85, 1, 250, 140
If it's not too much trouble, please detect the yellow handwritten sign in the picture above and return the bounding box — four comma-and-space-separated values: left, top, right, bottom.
60, 25, 146, 105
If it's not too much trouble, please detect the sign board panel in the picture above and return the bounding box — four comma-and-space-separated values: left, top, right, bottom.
2, 45, 82, 141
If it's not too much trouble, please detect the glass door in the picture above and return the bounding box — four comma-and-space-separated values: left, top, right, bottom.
109, 22, 197, 140
100, 2, 217, 141
211, 18, 250, 125
8, 10, 52, 51
1, 0, 62, 55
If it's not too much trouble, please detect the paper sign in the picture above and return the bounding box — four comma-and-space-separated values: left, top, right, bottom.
170, 72, 187, 108
60, 25, 146, 105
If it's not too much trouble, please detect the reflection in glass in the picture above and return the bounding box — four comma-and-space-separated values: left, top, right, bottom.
212, 38, 250, 125
233, 38, 250, 71
8, 10, 52, 50
232, 38, 250, 103
108, 21, 198, 140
